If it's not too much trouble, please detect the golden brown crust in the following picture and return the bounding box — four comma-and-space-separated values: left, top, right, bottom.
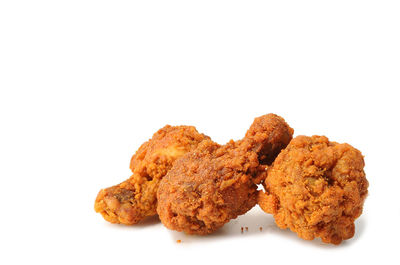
258, 135, 369, 244
157, 114, 293, 234
157, 140, 260, 235
245, 113, 294, 165
94, 125, 209, 225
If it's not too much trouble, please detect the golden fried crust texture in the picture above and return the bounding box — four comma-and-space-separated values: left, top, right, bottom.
157, 140, 260, 235
157, 114, 293, 235
245, 113, 294, 165
94, 125, 209, 225
258, 135, 369, 245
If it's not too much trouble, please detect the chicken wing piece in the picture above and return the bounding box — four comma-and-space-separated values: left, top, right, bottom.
157, 114, 293, 234
94, 125, 209, 225
258, 135, 369, 244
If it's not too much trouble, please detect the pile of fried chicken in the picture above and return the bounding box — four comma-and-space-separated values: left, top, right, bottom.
94, 114, 368, 245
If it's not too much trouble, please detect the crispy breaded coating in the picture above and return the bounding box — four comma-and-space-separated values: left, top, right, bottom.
94, 125, 209, 225
245, 113, 294, 165
258, 135, 369, 245
157, 140, 261, 234
157, 114, 293, 234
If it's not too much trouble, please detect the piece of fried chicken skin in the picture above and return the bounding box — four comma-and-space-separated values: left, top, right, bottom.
157, 114, 293, 235
94, 125, 210, 225
258, 135, 369, 245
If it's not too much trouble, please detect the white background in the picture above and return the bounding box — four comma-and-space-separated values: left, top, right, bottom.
1, 1, 399, 264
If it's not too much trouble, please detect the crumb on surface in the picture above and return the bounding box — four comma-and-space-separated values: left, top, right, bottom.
176, 240, 181, 243
245, 227, 248, 231
241, 227, 244, 233
259, 227, 263, 231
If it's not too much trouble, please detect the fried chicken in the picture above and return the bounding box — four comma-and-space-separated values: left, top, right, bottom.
94, 125, 209, 225
245, 113, 294, 165
157, 114, 293, 234
258, 135, 369, 244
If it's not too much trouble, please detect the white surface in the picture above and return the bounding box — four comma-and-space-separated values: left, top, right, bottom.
1, 1, 399, 264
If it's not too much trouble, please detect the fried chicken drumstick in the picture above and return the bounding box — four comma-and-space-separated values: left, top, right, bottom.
258, 135, 369, 244
157, 114, 293, 234
94, 125, 209, 225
